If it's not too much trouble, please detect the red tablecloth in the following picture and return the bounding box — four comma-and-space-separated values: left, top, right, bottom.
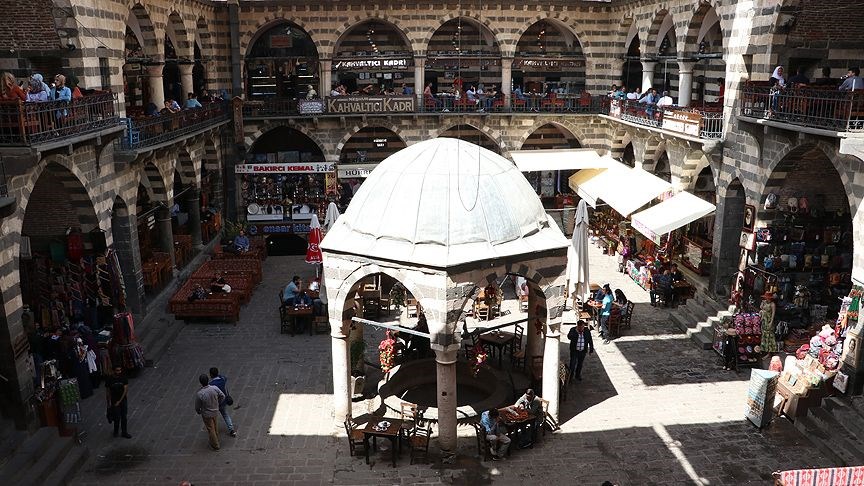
778, 466, 864, 486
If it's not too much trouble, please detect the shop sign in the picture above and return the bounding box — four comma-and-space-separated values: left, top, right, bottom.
337, 164, 377, 178
235, 163, 335, 174
745, 369, 779, 429
332, 58, 409, 70
514, 58, 585, 70
608, 99, 622, 118
247, 223, 311, 235
326, 96, 415, 114
298, 99, 324, 114
270, 34, 293, 49
662, 110, 702, 137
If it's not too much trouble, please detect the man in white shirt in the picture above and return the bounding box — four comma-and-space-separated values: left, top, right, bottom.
566, 320, 594, 382
656, 90, 675, 107
626, 87, 640, 100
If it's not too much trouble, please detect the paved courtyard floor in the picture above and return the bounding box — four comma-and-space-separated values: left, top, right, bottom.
69, 244, 838, 485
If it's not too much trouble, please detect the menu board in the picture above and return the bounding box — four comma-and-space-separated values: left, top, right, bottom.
745, 369, 779, 428
686, 241, 703, 269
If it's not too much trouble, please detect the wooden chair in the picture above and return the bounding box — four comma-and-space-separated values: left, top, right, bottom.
409, 426, 432, 464
343, 418, 369, 457
399, 401, 418, 442
620, 301, 634, 330
519, 295, 529, 312
537, 398, 559, 436
559, 362, 569, 403
406, 298, 419, 318
378, 295, 392, 315
472, 422, 493, 461
510, 323, 526, 370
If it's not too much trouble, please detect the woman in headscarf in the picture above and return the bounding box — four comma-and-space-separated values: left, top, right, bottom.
26, 78, 49, 102
768, 66, 786, 115
0, 72, 25, 101
30, 73, 51, 96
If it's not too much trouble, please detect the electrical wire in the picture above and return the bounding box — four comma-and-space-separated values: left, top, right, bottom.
454, 2, 482, 214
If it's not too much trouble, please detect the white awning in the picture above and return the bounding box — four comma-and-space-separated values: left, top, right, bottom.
630, 192, 716, 243
511, 149, 612, 172
568, 162, 672, 217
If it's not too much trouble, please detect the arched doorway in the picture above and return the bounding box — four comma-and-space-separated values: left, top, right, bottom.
647, 11, 678, 96
135, 163, 173, 296
438, 125, 500, 154
513, 20, 585, 95
123, 5, 153, 112
677, 166, 716, 277
621, 142, 636, 167
337, 127, 406, 206
425, 18, 501, 94
19, 164, 124, 333
519, 123, 581, 201
621, 26, 642, 91
332, 20, 413, 94
244, 127, 329, 254
245, 22, 319, 100
652, 151, 671, 183
689, 8, 725, 108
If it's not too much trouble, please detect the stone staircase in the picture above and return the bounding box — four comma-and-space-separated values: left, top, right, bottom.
794, 396, 864, 466
0, 425, 88, 486
669, 289, 734, 350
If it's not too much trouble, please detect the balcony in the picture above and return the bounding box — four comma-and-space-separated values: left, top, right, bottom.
738, 83, 864, 135
0, 93, 123, 151
242, 94, 606, 119
118, 102, 231, 153
601, 99, 724, 141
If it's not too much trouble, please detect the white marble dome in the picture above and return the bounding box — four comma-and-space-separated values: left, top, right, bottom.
321, 138, 569, 267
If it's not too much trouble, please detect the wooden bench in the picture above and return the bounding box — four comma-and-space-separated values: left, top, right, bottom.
187, 274, 253, 305
168, 278, 240, 323
198, 258, 262, 284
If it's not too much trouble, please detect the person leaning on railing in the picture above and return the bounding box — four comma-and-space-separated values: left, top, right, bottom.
26, 78, 49, 102
838, 67, 863, 91
0, 72, 25, 101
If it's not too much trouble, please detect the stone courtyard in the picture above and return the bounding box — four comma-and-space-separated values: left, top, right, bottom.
64, 243, 837, 486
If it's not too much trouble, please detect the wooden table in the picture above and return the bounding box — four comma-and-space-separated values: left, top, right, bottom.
479, 331, 515, 368
497, 406, 536, 437
360, 417, 405, 468
280, 306, 312, 336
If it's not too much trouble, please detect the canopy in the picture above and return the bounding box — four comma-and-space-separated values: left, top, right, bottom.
567, 199, 591, 303
305, 214, 323, 264
630, 192, 716, 243
511, 148, 611, 172
568, 161, 672, 217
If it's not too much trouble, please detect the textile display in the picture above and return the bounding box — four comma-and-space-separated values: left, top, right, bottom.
778, 466, 864, 485
57, 378, 81, 408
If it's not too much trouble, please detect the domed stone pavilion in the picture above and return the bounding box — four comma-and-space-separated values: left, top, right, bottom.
321, 138, 570, 458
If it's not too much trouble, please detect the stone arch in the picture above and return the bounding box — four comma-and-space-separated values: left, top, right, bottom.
176, 146, 199, 188
683, 2, 726, 57
196, 16, 211, 61
242, 17, 323, 58
683, 151, 717, 191
645, 9, 677, 57
516, 121, 583, 150
512, 16, 590, 58
139, 160, 170, 206
127, 3, 161, 59
166, 10, 193, 60
331, 15, 416, 59
434, 122, 508, 158
609, 128, 631, 161
19, 161, 101, 236
245, 122, 330, 159
336, 125, 407, 164
759, 143, 855, 214
421, 14, 504, 58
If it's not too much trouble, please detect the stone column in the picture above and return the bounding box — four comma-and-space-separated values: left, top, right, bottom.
525, 292, 545, 363
413, 56, 425, 106
179, 62, 195, 101
500, 57, 513, 107
541, 326, 561, 422
146, 63, 166, 109
111, 208, 145, 314
641, 61, 657, 93
331, 317, 351, 423
320, 59, 332, 98
433, 345, 459, 461
186, 188, 203, 249
677, 61, 696, 107
156, 205, 176, 270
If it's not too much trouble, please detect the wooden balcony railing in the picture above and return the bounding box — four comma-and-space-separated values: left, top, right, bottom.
602, 99, 724, 140
0, 92, 121, 146
119, 102, 230, 151
739, 83, 864, 132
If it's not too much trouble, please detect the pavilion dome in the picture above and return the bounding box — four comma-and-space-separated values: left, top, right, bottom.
321, 138, 569, 268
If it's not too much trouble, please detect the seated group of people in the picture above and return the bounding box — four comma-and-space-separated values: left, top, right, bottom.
0, 72, 82, 103
585, 283, 630, 343
282, 275, 323, 316
649, 263, 684, 308
480, 389, 544, 460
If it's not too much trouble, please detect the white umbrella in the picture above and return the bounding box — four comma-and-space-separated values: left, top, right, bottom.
323, 201, 341, 232
568, 199, 590, 307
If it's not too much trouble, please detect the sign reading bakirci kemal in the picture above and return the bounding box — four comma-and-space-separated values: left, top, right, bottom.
326, 96, 415, 114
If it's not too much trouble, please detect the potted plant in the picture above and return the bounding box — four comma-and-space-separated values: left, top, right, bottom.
389, 282, 406, 312
221, 220, 244, 245
349, 338, 367, 395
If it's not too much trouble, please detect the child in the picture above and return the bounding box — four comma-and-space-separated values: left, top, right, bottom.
721, 327, 738, 371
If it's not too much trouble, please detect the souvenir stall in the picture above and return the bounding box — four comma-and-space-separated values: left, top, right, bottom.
19, 230, 126, 331
236, 159, 335, 237
110, 311, 145, 373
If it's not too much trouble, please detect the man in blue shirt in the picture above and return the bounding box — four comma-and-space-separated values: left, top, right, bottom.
283, 276, 311, 306
233, 230, 250, 252
208, 367, 236, 437
599, 284, 614, 343
480, 409, 510, 460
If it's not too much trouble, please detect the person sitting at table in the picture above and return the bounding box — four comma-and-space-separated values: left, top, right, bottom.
402, 83, 413, 96
423, 82, 440, 109
670, 263, 683, 283
232, 230, 250, 253
480, 408, 510, 460
515, 389, 543, 448
626, 86, 640, 100
283, 276, 311, 307
466, 85, 479, 106
614, 289, 628, 311
307, 277, 324, 316
650, 269, 673, 308
210, 276, 231, 294
187, 284, 208, 302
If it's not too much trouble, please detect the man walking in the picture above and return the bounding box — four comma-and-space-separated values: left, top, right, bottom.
195, 374, 225, 450
105, 365, 131, 438
567, 320, 595, 382
208, 367, 236, 437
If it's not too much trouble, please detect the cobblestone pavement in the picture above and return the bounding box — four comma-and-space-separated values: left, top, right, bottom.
69, 245, 838, 485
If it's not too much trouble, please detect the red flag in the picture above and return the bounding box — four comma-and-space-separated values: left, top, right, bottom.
305, 214, 323, 264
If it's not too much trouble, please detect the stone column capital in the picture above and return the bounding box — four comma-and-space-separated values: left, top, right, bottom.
677, 60, 697, 74
145, 64, 165, 77
178, 63, 195, 75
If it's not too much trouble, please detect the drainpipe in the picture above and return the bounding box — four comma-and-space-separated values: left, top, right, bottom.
228, 0, 242, 97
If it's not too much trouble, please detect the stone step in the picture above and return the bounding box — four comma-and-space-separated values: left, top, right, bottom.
691, 326, 716, 350
42, 441, 89, 486
670, 309, 696, 333
821, 397, 864, 441
796, 407, 864, 466
0, 427, 56, 481
0, 419, 27, 471
14, 433, 76, 485
696, 294, 726, 315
